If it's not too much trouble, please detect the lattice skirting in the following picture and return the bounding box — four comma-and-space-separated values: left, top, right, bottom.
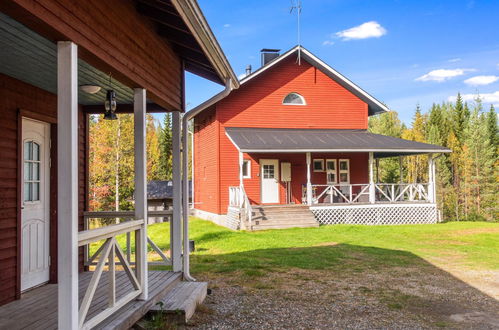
225, 207, 242, 230
310, 204, 439, 225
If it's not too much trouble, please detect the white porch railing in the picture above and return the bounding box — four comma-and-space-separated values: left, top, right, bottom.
310, 183, 431, 205
228, 186, 253, 229
83, 211, 173, 268
77, 220, 144, 330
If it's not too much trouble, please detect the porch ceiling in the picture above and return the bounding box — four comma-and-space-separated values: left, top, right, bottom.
0, 12, 137, 106
225, 127, 451, 157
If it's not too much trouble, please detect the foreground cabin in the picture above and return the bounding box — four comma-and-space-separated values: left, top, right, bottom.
191, 46, 450, 230
0, 0, 237, 329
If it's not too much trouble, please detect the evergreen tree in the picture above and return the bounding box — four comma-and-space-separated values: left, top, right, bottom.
159, 113, 173, 180
486, 105, 498, 156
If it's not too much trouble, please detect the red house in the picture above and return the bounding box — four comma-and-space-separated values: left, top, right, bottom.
191, 46, 450, 230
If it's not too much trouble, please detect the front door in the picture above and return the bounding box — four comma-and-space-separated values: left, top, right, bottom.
260, 159, 279, 204
21, 118, 50, 291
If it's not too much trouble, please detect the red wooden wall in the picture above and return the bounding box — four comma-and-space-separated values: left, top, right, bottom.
0, 73, 86, 306
194, 56, 371, 215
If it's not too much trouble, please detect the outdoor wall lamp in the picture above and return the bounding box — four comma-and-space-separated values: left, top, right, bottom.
104, 74, 117, 120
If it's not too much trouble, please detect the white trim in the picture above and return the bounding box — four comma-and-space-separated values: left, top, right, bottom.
310, 203, 438, 210
238, 148, 450, 153
313, 159, 325, 172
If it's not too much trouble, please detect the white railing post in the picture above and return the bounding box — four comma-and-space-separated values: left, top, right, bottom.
57, 41, 79, 330
368, 152, 375, 203
306, 152, 312, 205
134, 88, 148, 300
238, 151, 244, 207
171, 111, 182, 272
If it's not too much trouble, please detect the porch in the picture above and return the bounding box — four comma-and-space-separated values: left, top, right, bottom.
0, 271, 181, 330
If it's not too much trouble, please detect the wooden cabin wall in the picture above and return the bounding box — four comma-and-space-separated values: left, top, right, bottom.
0, 73, 87, 305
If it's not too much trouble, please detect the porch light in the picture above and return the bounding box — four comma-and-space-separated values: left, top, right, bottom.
103, 73, 117, 120
104, 90, 117, 120
79, 84, 101, 94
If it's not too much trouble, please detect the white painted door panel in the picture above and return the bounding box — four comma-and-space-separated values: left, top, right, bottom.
260, 159, 279, 204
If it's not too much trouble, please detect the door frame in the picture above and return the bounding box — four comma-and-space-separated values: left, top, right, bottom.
259, 159, 280, 204
17, 109, 57, 297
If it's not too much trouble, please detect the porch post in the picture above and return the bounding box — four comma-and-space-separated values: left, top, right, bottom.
171, 111, 182, 272
57, 41, 79, 330
368, 152, 375, 203
306, 152, 312, 205
134, 88, 148, 300
427, 154, 435, 203
239, 151, 244, 205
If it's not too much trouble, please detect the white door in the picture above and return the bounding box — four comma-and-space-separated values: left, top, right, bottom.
21, 118, 50, 291
260, 159, 279, 204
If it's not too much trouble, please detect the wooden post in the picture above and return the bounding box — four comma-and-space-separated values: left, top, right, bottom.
368, 152, 375, 203
134, 88, 148, 300
171, 111, 182, 272
306, 152, 312, 205
57, 41, 79, 330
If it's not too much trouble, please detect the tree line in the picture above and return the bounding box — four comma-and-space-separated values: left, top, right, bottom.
369, 93, 498, 222
89, 113, 176, 211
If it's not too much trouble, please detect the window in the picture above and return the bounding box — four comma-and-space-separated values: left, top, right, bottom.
24, 141, 41, 202
262, 164, 275, 179
326, 159, 337, 184
313, 159, 324, 172
242, 159, 251, 179
282, 92, 306, 105
339, 159, 350, 183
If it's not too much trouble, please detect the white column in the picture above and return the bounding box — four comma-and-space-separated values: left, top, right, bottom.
238, 151, 244, 206
134, 88, 148, 300
427, 154, 435, 203
190, 129, 195, 209
57, 41, 79, 330
182, 117, 195, 280
368, 152, 375, 203
171, 111, 182, 272
306, 152, 312, 205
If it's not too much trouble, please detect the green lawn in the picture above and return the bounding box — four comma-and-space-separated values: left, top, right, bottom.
98, 219, 499, 277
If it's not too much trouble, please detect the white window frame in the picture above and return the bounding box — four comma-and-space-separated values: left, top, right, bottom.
282, 92, 307, 106
338, 159, 350, 184
313, 159, 324, 172
326, 159, 337, 184
242, 159, 251, 179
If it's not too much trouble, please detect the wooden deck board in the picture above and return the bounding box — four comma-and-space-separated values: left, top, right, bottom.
0, 270, 181, 330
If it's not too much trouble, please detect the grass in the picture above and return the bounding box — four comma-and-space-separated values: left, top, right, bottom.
91, 219, 499, 276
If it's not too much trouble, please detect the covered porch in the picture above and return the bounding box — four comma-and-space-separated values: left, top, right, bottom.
226, 127, 450, 229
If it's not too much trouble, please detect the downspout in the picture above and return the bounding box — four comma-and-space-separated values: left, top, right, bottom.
181, 78, 234, 281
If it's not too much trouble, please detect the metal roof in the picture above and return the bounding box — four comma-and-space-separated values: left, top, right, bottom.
147, 180, 192, 200
225, 127, 451, 158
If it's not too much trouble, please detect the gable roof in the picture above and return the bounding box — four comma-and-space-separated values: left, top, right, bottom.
188, 45, 389, 119
225, 127, 451, 158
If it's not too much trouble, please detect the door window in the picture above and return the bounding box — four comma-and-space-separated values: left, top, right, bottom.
24, 141, 41, 202
263, 164, 275, 179
339, 159, 350, 183
326, 159, 337, 184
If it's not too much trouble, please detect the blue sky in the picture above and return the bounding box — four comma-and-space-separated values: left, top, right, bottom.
183, 0, 499, 124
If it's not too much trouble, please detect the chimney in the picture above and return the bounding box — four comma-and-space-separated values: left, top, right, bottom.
245, 64, 252, 76
260, 49, 280, 66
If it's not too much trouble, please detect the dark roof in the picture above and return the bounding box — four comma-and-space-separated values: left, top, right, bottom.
225, 127, 451, 158
147, 180, 192, 200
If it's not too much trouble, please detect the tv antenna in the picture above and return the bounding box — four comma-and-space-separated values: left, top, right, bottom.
290, 0, 302, 65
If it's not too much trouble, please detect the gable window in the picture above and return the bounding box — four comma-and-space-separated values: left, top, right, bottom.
282, 92, 306, 105
313, 159, 324, 172
339, 159, 350, 183
242, 160, 251, 179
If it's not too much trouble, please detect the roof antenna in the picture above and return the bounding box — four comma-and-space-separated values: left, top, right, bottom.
290, 0, 302, 65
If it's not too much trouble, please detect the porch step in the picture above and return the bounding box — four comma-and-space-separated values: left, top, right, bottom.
250, 206, 319, 230
147, 281, 208, 324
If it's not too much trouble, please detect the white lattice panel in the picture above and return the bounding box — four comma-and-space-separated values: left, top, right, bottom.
310, 204, 438, 225
225, 207, 241, 230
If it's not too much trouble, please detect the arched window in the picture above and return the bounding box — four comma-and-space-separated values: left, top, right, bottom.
282, 92, 306, 105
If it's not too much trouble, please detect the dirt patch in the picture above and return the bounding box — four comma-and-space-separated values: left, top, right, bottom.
451, 227, 499, 236
187, 265, 499, 329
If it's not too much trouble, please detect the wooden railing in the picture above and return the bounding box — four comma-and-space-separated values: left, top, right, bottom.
310, 183, 430, 204
77, 220, 144, 329
83, 211, 172, 267
228, 186, 253, 229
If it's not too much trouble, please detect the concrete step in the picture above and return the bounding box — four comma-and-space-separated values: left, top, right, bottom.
148, 281, 208, 324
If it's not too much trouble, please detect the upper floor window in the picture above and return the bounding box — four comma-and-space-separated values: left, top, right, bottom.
282, 92, 306, 105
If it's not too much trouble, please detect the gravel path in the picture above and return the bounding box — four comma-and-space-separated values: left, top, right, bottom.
186, 266, 499, 329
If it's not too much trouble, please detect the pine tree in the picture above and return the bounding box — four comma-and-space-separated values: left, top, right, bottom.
486, 105, 498, 156
159, 113, 173, 180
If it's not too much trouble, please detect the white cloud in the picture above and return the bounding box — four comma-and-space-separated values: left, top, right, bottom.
464, 75, 499, 86
335, 21, 387, 41
223, 24, 231, 28
448, 91, 499, 106
415, 68, 474, 82
448, 58, 461, 63
322, 40, 335, 46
